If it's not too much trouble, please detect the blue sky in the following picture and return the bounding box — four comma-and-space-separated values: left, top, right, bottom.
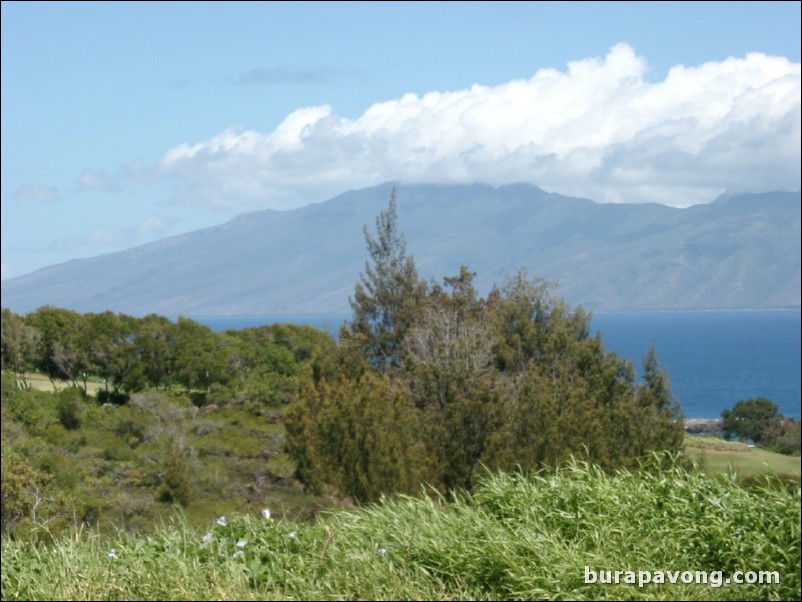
2, 1, 800, 280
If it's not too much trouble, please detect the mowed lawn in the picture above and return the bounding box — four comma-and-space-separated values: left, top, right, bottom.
685, 436, 801, 478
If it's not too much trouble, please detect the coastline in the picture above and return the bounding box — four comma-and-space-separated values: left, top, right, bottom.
684, 418, 722, 435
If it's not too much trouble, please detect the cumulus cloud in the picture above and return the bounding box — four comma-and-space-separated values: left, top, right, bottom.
155, 44, 801, 208
77, 168, 119, 192
12, 186, 59, 202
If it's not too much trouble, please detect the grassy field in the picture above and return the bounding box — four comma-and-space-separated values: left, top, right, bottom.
2, 458, 799, 601
17, 373, 106, 396
685, 435, 801, 479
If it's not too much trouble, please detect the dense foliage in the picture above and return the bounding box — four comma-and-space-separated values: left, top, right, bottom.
2, 307, 329, 406
2, 458, 799, 601
0, 321, 334, 538
721, 397, 801, 455
286, 190, 685, 501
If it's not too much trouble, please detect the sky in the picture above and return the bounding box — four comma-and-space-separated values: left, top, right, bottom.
2, 1, 800, 281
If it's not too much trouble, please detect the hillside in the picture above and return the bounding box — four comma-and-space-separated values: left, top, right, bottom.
2, 184, 800, 315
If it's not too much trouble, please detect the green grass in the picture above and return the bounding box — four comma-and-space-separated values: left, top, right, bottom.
1, 382, 342, 536
3, 457, 799, 601
18, 373, 106, 395
685, 436, 801, 479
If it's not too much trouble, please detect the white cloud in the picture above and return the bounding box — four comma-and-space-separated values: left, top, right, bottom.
12, 186, 60, 202
77, 168, 119, 192
35, 217, 172, 258
154, 44, 801, 208
137, 215, 168, 235
87, 228, 124, 246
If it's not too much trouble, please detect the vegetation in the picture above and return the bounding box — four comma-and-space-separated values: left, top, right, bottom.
287, 189, 685, 501
0, 321, 337, 539
685, 436, 800, 482
2, 307, 329, 405
722, 397, 801, 455
1, 188, 798, 601
2, 458, 799, 601
349, 187, 423, 371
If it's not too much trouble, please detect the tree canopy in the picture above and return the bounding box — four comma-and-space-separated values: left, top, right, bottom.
286, 189, 685, 501
721, 397, 800, 454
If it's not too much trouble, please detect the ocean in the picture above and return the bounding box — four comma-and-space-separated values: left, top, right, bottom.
591, 309, 800, 420
195, 309, 801, 420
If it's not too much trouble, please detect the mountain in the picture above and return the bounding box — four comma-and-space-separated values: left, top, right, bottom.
2, 184, 800, 315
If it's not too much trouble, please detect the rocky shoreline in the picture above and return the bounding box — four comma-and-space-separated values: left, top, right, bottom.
684, 418, 723, 436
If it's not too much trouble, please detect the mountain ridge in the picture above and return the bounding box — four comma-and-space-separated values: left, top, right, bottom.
2, 183, 800, 315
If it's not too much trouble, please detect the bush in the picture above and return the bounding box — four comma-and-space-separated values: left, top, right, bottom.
156, 440, 193, 507
56, 388, 84, 430
0, 447, 52, 534
97, 389, 130, 405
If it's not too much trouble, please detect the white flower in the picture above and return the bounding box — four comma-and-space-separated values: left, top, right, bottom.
216, 516, 227, 527
232, 550, 244, 559
236, 539, 248, 548
376, 547, 387, 557
261, 508, 271, 520
108, 548, 117, 559
287, 531, 298, 540
202, 532, 214, 544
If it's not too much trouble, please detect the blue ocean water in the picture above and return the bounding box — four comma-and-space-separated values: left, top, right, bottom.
591, 309, 800, 420
195, 309, 801, 420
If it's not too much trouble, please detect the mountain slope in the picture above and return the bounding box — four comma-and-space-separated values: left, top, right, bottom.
2, 184, 799, 315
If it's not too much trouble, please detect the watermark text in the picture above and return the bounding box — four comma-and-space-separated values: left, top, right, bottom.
584, 566, 780, 588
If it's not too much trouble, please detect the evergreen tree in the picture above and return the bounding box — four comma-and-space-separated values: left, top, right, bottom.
349, 187, 424, 370
636, 345, 685, 455
286, 367, 426, 502
287, 201, 686, 499
403, 267, 499, 492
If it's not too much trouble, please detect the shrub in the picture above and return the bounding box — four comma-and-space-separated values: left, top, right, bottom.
56, 387, 84, 430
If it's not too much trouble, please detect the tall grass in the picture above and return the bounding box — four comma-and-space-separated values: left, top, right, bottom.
3, 456, 799, 601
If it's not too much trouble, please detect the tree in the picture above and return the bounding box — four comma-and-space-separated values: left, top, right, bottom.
286, 366, 426, 502
759, 416, 801, 455
349, 187, 424, 370
1, 309, 41, 389
631, 345, 685, 456
137, 314, 177, 389
83, 311, 147, 396
25, 307, 89, 391
721, 397, 780, 444
288, 203, 687, 499
173, 317, 229, 395
404, 267, 492, 409
403, 267, 499, 491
